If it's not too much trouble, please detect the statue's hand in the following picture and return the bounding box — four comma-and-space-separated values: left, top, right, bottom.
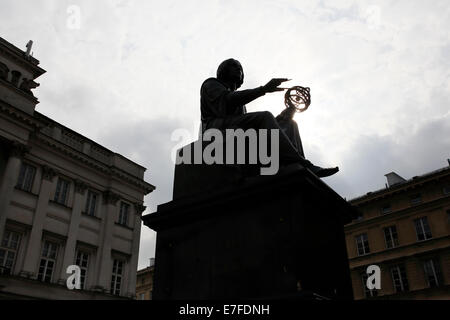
263, 78, 290, 93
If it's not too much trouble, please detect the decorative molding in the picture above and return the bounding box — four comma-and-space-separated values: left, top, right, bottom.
32, 131, 155, 194
10, 200, 35, 212
115, 223, 135, 232
111, 248, 132, 259
19, 270, 35, 279
9, 141, 30, 158
42, 229, 68, 244
0, 41, 46, 77
41, 165, 56, 181
0, 100, 41, 129
74, 179, 88, 195
46, 213, 71, 225
134, 203, 147, 216
0, 100, 155, 195
79, 223, 100, 234
103, 190, 120, 206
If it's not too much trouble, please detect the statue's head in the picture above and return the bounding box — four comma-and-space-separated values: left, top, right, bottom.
217, 58, 244, 91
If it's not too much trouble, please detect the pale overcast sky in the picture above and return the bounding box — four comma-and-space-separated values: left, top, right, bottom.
1, 0, 449, 269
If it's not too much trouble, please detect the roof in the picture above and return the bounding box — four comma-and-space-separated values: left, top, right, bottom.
349, 165, 450, 204
137, 266, 154, 275
0, 37, 46, 78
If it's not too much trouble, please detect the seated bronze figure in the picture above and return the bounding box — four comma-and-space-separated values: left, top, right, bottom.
200, 58, 338, 178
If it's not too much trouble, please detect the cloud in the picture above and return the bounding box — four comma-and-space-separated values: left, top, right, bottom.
325, 113, 450, 200
100, 117, 186, 268
1, 0, 449, 270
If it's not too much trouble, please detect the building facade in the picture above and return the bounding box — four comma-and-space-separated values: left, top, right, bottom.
0, 37, 155, 299
136, 259, 155, 300
345, 164, 450, 299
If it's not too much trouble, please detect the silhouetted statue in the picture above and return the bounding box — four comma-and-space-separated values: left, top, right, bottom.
200, 58, 338, 178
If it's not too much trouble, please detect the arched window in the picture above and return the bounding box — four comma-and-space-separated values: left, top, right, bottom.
11, 70, 22, 87
0, 62, 9, 81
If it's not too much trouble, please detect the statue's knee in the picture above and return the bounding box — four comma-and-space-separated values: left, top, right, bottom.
254, 111, 274, 121
258, 111, 277, 126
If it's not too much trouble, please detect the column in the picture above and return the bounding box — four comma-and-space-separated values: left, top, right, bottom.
94, 190, 120, 292
58, 179, 87, 284
20, 165, 56, 278
126, 203, 146, 298
0, 142, 29, 245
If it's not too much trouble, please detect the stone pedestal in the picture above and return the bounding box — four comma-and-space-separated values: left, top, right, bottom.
143, 160, 357, 300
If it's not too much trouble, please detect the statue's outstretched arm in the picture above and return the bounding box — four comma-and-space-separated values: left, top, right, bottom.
225, 87, 266, 109
226, 78, 289, 109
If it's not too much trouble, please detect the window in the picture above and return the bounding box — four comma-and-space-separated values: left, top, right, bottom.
118, 202, 130, 226
84, 191, 98, 217
381, 204, 392, 215
111, 259, 124, 295
37, 241, 58, 283
54, 178, 70, 205
355, 233, 370, 256
414, 217, 432, 241
361, 273, 378, 298
410, 194, 422, 206
390, 264, 409, 292
16, 163, 36, 192
10, 70, 21, 87
0, 62, 9, 80
0, 230, 21, 275
75, 251, 90, 290
140, 293, 146, 300
443, 185, 450, 195
423, 258, 442, 288
383, 226, 399, 249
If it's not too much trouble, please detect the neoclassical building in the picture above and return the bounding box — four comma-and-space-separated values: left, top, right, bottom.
345, 165, 450, 299
0, 37, 155, 299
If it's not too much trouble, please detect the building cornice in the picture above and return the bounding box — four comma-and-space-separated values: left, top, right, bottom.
74, 179, 88, 195
1, 92, 155, 195
0, 78, 39, 103
32, 132, 155, 194
41, 165, 57, 181
9, 141, 30, 158
102, 190, 121, 206
350, 167, 450, 205
345, 195, 450, 231
0, 99, 41, 129
134, 203, 147, 216
0, 37, 46, 78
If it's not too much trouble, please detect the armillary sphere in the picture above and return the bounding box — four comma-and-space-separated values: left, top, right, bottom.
284, 86, 311, 113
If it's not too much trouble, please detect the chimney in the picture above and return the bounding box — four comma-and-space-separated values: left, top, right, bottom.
384, 172, 406, 187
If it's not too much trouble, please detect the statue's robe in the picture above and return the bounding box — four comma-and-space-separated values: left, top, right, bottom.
200, 78, 305, 165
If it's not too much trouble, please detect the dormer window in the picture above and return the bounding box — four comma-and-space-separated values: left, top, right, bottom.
410, 194, 422, 206
381, 204, 392, 215
443, 185, 450, 195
